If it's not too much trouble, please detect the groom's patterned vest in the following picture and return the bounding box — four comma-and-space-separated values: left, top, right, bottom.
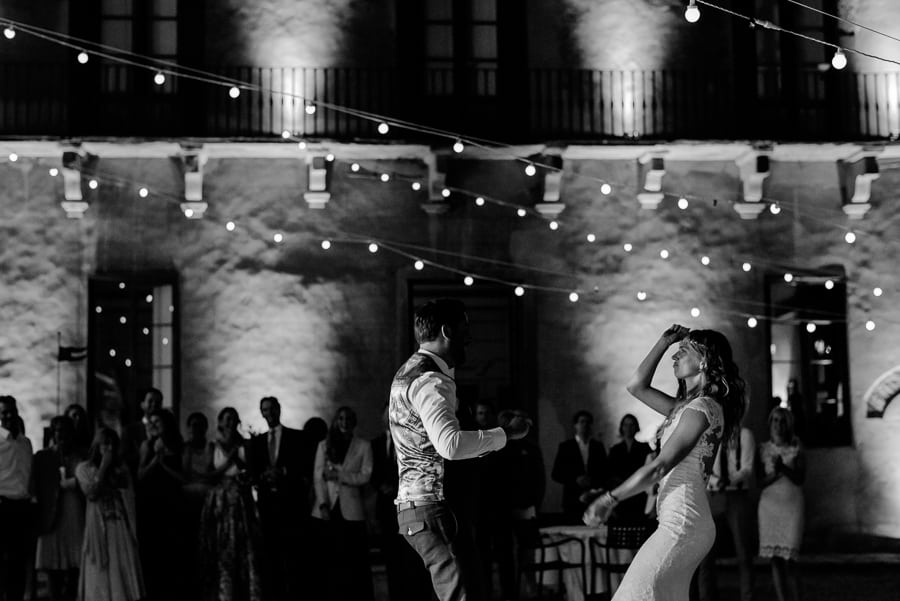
389, 352, 446, 503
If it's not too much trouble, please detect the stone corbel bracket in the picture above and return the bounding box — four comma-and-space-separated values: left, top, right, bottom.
636, 149, 667, 210
733, 148, 772, 220
303, 154, 332, 209
420, 152, 449, 215
838, 147, 882, 220
535, 151, 565, 219
179, 145, 209, 218
60, 145, 95, 219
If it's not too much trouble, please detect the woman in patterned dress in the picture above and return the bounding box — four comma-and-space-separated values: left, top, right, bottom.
757, 407, 805, 601
584, 325, 746, 601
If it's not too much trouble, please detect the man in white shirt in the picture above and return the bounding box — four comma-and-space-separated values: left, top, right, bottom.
389, 299, 529, 601
0, 395, 34, 601
697, 425, 756, 601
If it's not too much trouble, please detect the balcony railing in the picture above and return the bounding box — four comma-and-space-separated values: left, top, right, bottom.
2, 63, 899, 141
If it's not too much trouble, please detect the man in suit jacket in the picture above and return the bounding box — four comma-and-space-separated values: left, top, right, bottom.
120, 387, 162, 476
551, 410, 609, 523
249, 396, 309, 601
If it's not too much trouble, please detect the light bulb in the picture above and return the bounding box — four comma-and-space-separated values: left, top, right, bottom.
8, 153, 17, 162
866, 320, 876, 331
549, 221, 559, 231
124, 358, 132, 367
831, 49, 847, 70
769, 203, 781, 215
3, 26, 15, 40
684, 1, 701, 23
377, 122, 390, 134
281, 130, 291, 139
464, 276, 474, 286
350, 163, 360, 172
845, 231, 856, 244
138, 187, 148, 198
514, 286, 525, 297
623, 243, 633, 252
184, 208, 194, 218
153, 72, 166, 86
273, 232, 283, 243
297, 141, 307, 150
569, 292, 579, 303
475, 197, 485, 206
586, 233, 596, 243
118, 282, 126, 289
806, 323, 817, 333
517, 208, 526, 217
228, 86, 240, 98
677, 197, 689, 210
411, 182, 422, 191
524, 164, 537, 177
88, 179, 98, 189
600, 183, 612, 195
321, 240, 332, 250
453, 140, 464, 153
691, 307, 701, 318
700, 256, 710, 266
824, 279, 834, 290
441, 188, 451, 198
77, 51, 89, 64
747, 317, 758, 328
119, 316, 127, 325
95, 306, 102, 313
742, 262, 752, 272
325, 153, 335, 162
380, 173, 390, 182
636, 291, 647, 301
414, 260, 424, 271
49, 168, 59, 177
109, 349, 116, 357
145, 294, 153, 303
873, 287, 883, 297
659, 249, 669, 259
225, 221, 235, 231
784, 273, 793, 283
305, 103, 317, 115
368, 243, 378, 253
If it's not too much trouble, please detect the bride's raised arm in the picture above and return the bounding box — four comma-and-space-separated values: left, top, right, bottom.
625, 324, 690, 416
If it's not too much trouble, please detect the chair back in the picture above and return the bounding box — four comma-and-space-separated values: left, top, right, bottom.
523, 533, 587, 600
589, 523, 655, 596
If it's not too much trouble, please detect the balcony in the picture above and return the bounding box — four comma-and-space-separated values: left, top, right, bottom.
2, 63, 899, 142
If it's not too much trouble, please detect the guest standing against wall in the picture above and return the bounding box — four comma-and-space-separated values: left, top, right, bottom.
0, 396, 34, 601
606, 413, 652, 526
758, 407, 805, 601
552, 410, 608, 524
121, 388, 163, 476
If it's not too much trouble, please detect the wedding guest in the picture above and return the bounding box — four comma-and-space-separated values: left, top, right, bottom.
182, 412, 214, 599
64, 404, 92, 455
34, 416, 86, 601
607, 414, 652, 525
0, 396, 35, 601
198, 407, 264, 601
137, 408, 186, 599
552, 410, 608, 523
121, 388, 163, 476
758, 407, 805, 601
76, 428, 144, 601
311, 406, 374, 601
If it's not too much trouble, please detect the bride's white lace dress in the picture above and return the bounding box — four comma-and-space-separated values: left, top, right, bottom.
613, 396, 723, 601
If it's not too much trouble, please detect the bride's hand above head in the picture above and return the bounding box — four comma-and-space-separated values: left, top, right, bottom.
662, 324, 690, 346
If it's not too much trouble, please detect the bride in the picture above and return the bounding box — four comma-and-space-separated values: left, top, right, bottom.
583, 325, 746, 601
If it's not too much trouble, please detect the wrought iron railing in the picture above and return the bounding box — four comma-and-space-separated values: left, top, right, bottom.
1, 63, 899, 141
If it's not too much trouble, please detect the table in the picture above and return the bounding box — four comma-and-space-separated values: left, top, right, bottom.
536, 525, 638, 601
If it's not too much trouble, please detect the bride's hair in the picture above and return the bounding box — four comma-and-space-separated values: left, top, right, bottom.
676, 329, 746, 443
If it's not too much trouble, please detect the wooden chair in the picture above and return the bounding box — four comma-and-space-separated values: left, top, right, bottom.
588, 523, 655, 600
519, 532, 587, 600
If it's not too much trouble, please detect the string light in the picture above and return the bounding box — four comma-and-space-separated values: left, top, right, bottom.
119, 316, 127, 324
742, 262, 752, 272
784, 273, 794, 283
109, 349, 116, 357
49, 168, 58, 176
95, 306, 102, 314
825, 279, 834, 290
411, 182, 422, 191
866, 320, 876, 331
677, 197, 689, 210
831, 48, 848, 70
76, 51, 88, 64
623, 243, 633, 252
769, 203, 781, 215
368, 242, 378, 253
568, 292, 579, 303
305, 103, 317, 115
700, 256, 710, 266
464, 276, 474, 286
321, 240, 332, 250
380, 173, 390, 182
524, 164, 537, 177
281, 130, 291, 139
806, 323, 817, 333
845, 231, 856, 244
88, 179, 98, 189
3, 26, 15, 40
586, 233, 596, 243
475, 197, 485, 206
145, 294, 153, 303
228, 86, 240, 99
600, 183, 612, 195
414, 260, 424, 270
297, 141, 307, 150
636, 291, 648, 301
138, 187, 148, 198
184, 208, 194, 218
8, 153, 17, 162
273, 232, 283, 243
517, 209, 527, 217
118, 282, 126, 289
124, 358, 132, 367
549, 221, 559, 231
873, 287, 883, 297
514, 286, 525, 297
453, 140, 465, 153
685, 0, 701, 23
691, 307, 701, 318
225, 221, 235, 231
377, 122, 390, 135
659, 249, 670, 259
747, 317, 758, 328
142, 327, 150, 335
325, 153, 335, 162
441, 188, 451, 198
153, 71, 165, 85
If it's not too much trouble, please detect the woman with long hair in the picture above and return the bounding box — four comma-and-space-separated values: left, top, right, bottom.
75, 428, 144, 601
757, 407, 805, 601
606, 413, 653, 526
584, 325, 746, 601
197, 407, 264, 601
311, 406, 374, 601
35, 415, 86, 601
